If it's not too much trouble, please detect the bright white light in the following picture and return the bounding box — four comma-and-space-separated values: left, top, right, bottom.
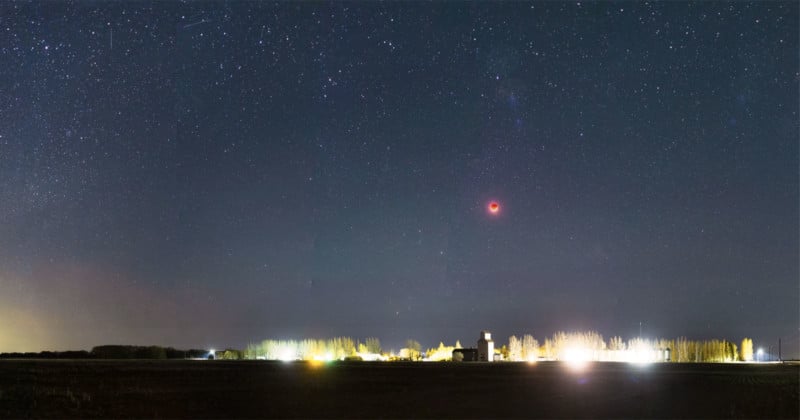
628, 349, 654, 364
621, 340, 656, 364
563, 347, 590, 370
209, 348, 215, 354
566, 358, 588, 370
279, 349, 296, 362
312, 353, 334, 362
757, 348, 763, 355
357, 352, 384, 362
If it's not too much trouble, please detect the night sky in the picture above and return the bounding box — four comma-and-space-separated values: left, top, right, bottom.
1, 2, 797, 356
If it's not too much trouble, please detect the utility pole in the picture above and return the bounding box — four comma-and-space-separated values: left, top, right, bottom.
778, 338, 781, 362
639, 321, 642, 338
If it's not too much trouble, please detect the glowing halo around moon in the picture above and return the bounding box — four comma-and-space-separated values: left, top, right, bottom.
488, 201, 500, 214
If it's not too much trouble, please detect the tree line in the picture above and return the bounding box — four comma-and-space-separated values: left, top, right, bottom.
502, 331, 755, 362
0, 346, 219, 360
0, 333, 756, 363
244, 337, 383, 360
89, 345, 214, 359
0, 350, 93, 359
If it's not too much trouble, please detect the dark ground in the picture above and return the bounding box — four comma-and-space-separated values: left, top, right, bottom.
0, 360, 797, 418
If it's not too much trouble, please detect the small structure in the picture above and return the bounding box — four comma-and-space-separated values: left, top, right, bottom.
478, 331, 494, 362
452, 348, 478, 362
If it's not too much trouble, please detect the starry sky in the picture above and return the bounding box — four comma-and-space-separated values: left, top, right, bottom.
0, 2, 797, 356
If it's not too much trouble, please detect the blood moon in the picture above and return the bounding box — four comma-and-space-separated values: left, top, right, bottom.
488, 201, 500, 214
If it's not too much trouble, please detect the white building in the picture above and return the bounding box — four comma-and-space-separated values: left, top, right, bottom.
478, 330, 494, 362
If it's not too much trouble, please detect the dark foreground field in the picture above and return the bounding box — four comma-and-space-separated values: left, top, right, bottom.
0, 360, 797, 418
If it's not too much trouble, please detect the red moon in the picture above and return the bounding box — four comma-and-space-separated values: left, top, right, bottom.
488, 201, 500, 214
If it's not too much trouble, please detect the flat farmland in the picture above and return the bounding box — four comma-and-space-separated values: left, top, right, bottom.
0, 360, 797, 418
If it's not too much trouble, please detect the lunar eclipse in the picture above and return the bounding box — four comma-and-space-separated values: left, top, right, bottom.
0, 1, 796, 360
